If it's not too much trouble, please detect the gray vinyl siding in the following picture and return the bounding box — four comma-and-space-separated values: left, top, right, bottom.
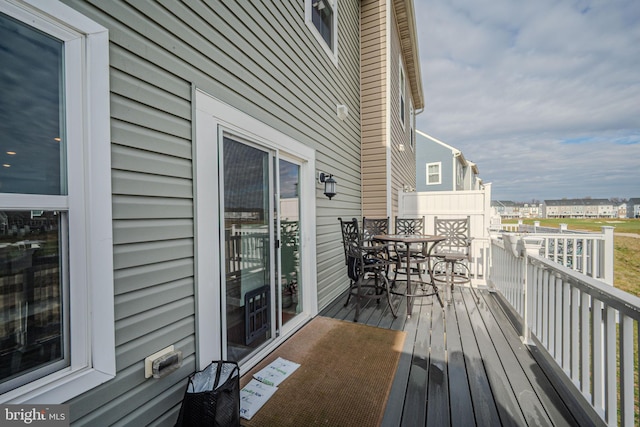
415, 135, 455, 191
58, 0, 360, 425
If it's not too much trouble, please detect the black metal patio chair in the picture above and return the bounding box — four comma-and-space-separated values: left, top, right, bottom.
430, 216, 479, 303
391, 216, 429, 285
338, 217, 397, 322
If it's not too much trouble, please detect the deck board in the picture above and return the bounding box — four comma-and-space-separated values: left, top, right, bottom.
426, 300, 449, 426
445, 301, 475, 426
319, 284, 598, 426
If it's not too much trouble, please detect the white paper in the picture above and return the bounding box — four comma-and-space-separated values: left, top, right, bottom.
240, 378, 278, 420
252, 357, 301, 387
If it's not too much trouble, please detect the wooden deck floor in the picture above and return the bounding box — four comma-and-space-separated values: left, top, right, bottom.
319, 283, 603, 427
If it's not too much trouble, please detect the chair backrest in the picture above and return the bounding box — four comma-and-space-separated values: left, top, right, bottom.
395, 217, 425, 235
338, 217, 365, 281
363, 217, 389, 242
338, 217, 359, 264
433, 216, 471, 256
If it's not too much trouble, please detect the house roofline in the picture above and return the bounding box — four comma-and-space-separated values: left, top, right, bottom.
416, 130, 461, 155
393, 0, 424, 110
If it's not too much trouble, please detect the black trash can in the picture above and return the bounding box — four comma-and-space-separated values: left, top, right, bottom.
175, 360, 240, 427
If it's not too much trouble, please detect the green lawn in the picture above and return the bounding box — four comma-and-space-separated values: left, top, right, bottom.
504, 218, 640, 297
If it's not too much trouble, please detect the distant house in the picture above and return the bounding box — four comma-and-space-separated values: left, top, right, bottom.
492, 201, 519, 219
617, 203, 627, 218
628, 198, 640, 218
0, 0, 423, 423
491, 201, 542, 219
415, 130, 481, 192
543, 199, 617, 218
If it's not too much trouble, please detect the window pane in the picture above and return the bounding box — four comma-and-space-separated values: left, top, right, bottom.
0, 13, 66, 195
0, 210, 65, 390
311, 0, 333, 49
223, 137, 272, 362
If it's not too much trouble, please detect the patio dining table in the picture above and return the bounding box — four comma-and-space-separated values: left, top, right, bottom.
374, 234, 446, 317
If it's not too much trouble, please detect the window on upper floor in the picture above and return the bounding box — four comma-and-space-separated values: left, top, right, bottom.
306, 0, 338, 64
0, 0, 114, 403
399, 58, 406, 126
426, 162, 441, 185
456, 162, 464, 189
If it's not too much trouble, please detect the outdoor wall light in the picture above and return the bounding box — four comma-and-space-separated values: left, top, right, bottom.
398, 143, 405, 152
319, 172, 337, 200
336, 104, 349, 120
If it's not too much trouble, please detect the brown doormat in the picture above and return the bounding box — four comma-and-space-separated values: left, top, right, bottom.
240, 316, 406, 427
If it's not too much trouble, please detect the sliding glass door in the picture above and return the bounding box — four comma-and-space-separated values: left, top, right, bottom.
221, 137, 306, 362
222, 136, 273, 362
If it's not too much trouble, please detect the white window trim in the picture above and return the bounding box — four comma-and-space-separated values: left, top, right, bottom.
194, 89, 317, 372
305, 0, 338, 66
426, 162, 441, 185
398, 56, 406, 128
0, 0, 114, 403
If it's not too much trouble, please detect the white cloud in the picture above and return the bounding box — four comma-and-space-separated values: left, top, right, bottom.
414, 0, 640, 201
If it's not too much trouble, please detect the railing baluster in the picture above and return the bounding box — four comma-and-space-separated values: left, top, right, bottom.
548, 272, 556, 357
580, 291, 591, 399
531, 263, 539, 336
604, 305, 617, 426
554, 273, 562, 363
535, 265, 542, 337
591, 239, 598, 279
562, 280, 570, 372
542, 269, 549, 347
620, 314, 634, 426
571, 286, 580, 385
592, 299, 604, 416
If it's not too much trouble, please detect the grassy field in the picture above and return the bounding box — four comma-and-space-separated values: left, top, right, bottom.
504, 218, 640, 296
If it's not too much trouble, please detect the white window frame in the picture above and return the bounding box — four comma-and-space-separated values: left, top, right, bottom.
0, 0, 114, 403
398, 57, 406, 127
194, 89, 317, 372
426, 162, 441, 185
305, 0, 338, 66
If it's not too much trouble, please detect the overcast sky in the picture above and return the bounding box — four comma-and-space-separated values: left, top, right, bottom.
413, 0, 640, 202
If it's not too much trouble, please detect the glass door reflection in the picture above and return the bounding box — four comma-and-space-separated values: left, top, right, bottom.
278, 159, 301, 328
223, 137, 273, 362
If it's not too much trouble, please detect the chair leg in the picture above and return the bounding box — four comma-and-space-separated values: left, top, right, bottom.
344, 279, 354, 307
382, 275, 397, 318
354, 279, 361, 322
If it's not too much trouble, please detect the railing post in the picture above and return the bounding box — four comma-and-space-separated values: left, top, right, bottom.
534, 220, 540, 233
601, 226, 614, 285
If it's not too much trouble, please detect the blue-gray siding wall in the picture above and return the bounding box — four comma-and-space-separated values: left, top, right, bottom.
415, 133, 453, 192
59, 0, 361, 425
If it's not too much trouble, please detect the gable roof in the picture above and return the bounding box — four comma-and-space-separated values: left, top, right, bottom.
416, 130, 460, 154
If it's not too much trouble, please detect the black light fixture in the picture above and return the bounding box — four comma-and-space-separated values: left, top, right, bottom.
319, 172, 337, 200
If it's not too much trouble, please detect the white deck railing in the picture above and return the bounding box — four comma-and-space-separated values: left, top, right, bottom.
490, 236, 639, 427
493, 224, 614, 285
